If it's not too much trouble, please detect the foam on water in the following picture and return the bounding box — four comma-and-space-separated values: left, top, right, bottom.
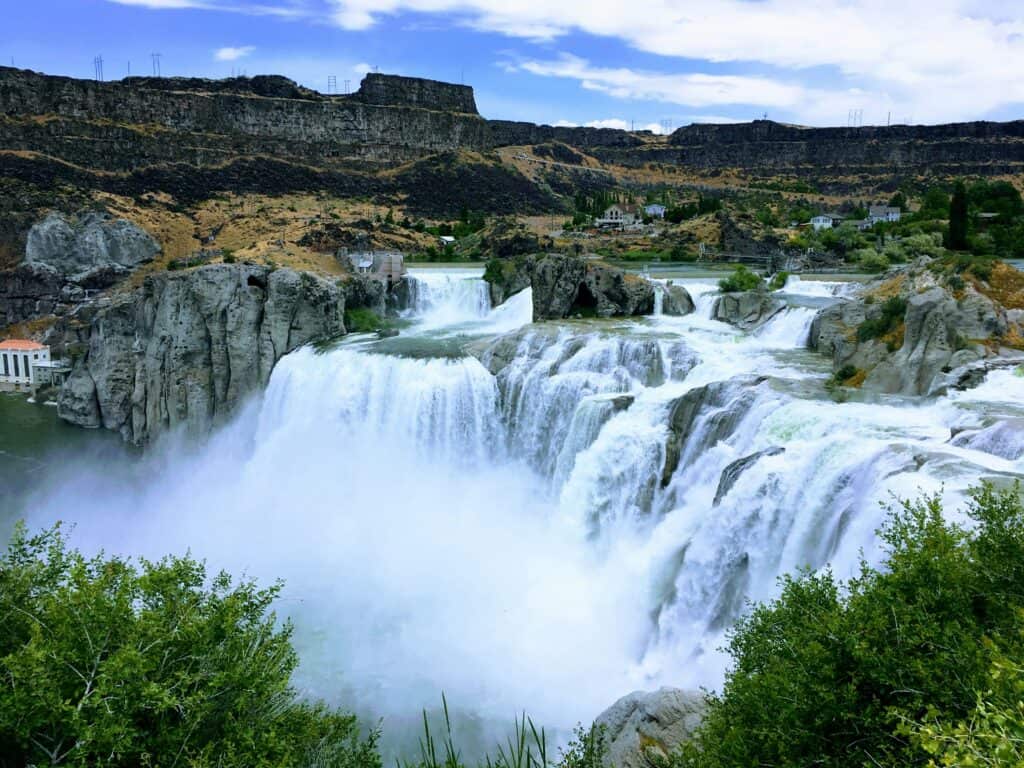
16, 270, 1024, 745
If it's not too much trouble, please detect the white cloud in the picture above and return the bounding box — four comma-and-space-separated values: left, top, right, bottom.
214, 45, 256, 61
320, 0, 1024, 123
105, 0, 1024, 123
514, 54, 805, 110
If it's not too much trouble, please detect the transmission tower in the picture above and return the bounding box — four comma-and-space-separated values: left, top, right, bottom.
151, 52, 162, 77
93, 55, 104, 82
327, 75, 337, 94
344, 79, 350, 94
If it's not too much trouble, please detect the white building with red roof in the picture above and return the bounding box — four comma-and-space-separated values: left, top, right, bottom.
0, 339, 51, 389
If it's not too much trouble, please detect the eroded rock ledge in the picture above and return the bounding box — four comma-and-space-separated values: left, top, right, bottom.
810, 259, 1024, 396
57, 264, 347, 445
484, 254, 659, 321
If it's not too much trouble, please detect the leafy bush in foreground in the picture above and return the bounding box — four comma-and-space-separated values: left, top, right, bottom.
718, 266, 762, 293
0, 524, 379, 768
672, 485, 1024, 768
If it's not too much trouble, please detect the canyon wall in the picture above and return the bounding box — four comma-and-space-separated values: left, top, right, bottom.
6, 66, 1022, 177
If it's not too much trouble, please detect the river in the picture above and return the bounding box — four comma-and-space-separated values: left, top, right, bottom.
5, 267, 1024, 754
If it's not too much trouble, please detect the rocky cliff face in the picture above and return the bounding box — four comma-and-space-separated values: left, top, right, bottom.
57, 264, 346, 445
0, 211, 160, 327
5, 67, 1020, 185
25, 211, 160, 281
810, 261, 1024, 396
484, 254, 655, 321
352, 73, 478, 114
0, 67, 490, 170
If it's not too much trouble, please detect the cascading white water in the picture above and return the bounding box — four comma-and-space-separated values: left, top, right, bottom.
17, 268, 1024, 747
753, 306, 817, 348
403, 269, 492, 327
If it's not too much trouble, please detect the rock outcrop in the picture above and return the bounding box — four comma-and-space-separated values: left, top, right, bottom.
484, 254, 655, 321
25, 211, 160, 283
714, 446, 785, 505
0, 210, 160, 327
594, 688, 706, 768
712, 289, 783, 330
950, 419, 1024, 460
661, 284, 695, 316
57, 264, 345, 445
810, 261, 1023, 396
661, 376, 769, 487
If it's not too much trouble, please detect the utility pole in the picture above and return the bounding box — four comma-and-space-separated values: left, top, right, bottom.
151, 52, 162, 77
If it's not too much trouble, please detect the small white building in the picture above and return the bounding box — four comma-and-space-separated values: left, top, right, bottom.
810, 215, 835, 231
868, 205, 901, 224
438, 235, 456, 248
644, 204, 667, 219
0, 340, 50, 390
596, 204, 642, 228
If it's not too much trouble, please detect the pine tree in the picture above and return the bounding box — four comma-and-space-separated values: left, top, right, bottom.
949, 180, 969, 250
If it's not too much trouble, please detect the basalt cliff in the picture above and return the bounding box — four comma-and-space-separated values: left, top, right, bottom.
3, 66, 1024, 241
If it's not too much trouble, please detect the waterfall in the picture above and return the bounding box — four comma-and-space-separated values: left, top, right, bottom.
753, 306, 817, 348
19, 270, 1024, 737
403, 269, 492, 327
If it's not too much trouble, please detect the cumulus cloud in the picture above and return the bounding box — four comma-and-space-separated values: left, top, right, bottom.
514, 54, 805, 109
320, 0, 1024, 122
105, 0, 1024, 123
214, 45, 256, 61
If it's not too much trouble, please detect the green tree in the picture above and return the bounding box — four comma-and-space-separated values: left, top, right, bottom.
913, 636, 1024, 767
674, 485, 1024, 768
918, 187, 951, 220
0, 524, 379, 768
889, 191, 908, 211
718, 265, 762, 293
949, 180, 970, 250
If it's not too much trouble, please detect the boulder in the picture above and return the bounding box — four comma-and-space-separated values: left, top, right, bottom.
712, 289, 783, 330
531, 254, 588, 319
662, 284, 695, 316
951, 419, 1024, 460
714, 446, 785, 505
57, 264, 345, 445
811, 265, 1016, 396
24, 211, 160, 282
483, 253, 656, 321
661, 376, 768, 487
594, 688, 706, 768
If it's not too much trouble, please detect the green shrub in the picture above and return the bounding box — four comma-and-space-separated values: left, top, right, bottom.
857, 296, 907, 342
718, 266, 762, 293
834, 364, 858, 383
0, 524, 378, 768
857, 249, 890, 273
672, 485, 1024, 768
344, 307, 387, 333
768, 271, 790, 291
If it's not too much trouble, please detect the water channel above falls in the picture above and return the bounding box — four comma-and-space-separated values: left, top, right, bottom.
6, 267, 1024, 751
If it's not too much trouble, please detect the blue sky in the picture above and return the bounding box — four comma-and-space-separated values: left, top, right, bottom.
3, 0, 1024, 129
